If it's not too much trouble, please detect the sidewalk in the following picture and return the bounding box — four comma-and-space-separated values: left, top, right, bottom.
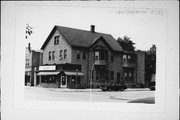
30, 86, 151, 92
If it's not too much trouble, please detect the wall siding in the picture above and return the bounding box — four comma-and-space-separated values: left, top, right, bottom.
42, 30, 72, 65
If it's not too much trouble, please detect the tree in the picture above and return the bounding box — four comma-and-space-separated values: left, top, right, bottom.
145, 44, 156, 86
25, 24, 33, 39
117, 35, 135, 52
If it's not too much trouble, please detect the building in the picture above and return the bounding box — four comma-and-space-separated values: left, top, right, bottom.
36, 25, 145, 88
25, 43, 43, 86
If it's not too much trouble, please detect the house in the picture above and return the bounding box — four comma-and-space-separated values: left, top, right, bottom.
25, 43, 43, 86
37, 25, 145, 88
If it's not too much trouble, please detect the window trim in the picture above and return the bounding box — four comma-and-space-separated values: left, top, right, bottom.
83, 50, 86, 59
64, 49, 67, 60
76, 50, 80, 60
54, 36, 59, 45
52, 51, 55, 60
59, 50, 63, 60
111, 55, 114, 62
49, 51, 51, 61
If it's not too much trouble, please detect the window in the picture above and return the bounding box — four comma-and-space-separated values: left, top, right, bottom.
123, 55, 127, 63
49, 51, 51, 60
52, 51, 55, 60
124, 72, 127, 77
111, 55, 114, 62
100, 52, 105, 60
25, 59, 29, 66
95, 51, 99, 60
117, 73, 120, 83
111, 71, 114, 80
59, 50, 63, 60
54, 36, 59, 45
76, 50, 80, 59
129, 72, 132, 77
128, 55, 131, 59
64, 49, 67, 59
83, 51, 86, 59
95, 51, 107, 61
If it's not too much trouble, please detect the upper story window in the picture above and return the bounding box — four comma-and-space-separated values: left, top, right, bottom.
25, 59, 30, 66
123, 55, 127, 63
49, 51, 51, 60
52, 51, 55, 60
54, 36, 59, 45
111, 55, 114, 62
64, 49, 67, 59
95, 51, 107, 61
83, 51, 86, 59
76, 50, 80, 60
128, 55, 131, 59
95, 51, 99, 60
59, 50, 63, 60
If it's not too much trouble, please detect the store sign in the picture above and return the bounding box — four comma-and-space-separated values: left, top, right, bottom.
39, 65, 56, 71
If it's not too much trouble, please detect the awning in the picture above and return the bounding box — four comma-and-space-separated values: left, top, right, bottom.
64, 71, 84, 76
37, 72, 60, 76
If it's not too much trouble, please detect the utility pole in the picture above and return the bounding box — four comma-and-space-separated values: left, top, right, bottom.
76, 69, 78, 91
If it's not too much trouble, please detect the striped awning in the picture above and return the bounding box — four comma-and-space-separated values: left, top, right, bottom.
37, 72, 60, 76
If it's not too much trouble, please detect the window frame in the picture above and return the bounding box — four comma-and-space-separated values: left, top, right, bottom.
76, 50, 80, 60
48, 51, 51, 61
111, 55, 114, 62
59, 50, 63, 60
64, 49, 67, 60
82, 50, 86, 59
54, 36, 59, 45
52, 51, 55, 60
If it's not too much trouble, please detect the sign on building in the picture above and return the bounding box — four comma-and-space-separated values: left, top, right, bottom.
39, 65, 56, 71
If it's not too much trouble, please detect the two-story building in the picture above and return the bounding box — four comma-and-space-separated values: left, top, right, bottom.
37, 25, 145, 88
25, 43, 43, 86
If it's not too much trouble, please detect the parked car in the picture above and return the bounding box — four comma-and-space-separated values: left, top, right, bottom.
99, 83, 127, 91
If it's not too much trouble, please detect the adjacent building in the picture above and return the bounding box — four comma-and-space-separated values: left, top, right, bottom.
34, 25, 145, 88
25, 43, 43, 86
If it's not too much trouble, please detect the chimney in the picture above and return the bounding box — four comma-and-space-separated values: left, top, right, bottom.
28, 43, 31, 52
90, 25, 95, 33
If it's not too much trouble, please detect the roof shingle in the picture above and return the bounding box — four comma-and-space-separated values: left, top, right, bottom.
41, 25, 122, 51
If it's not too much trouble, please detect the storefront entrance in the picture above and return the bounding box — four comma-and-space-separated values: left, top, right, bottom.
61, 76, 67, 87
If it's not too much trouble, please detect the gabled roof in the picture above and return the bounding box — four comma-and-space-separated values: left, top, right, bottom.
41, 25, 122, 52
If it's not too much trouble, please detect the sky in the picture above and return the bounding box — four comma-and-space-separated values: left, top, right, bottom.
16, 3, 167, 51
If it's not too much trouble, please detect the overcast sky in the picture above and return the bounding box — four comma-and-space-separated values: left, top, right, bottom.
16, 3, 167, 51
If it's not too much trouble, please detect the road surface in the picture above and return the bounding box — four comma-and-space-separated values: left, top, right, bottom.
24, 86, 155, 103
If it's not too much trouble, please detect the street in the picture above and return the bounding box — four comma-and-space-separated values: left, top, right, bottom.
24, 86, 155, 103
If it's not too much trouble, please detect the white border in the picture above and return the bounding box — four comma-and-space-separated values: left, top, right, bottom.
2, 1, 179, 120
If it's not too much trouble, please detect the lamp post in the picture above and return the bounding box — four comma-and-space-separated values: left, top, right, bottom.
76, 69, 78, 91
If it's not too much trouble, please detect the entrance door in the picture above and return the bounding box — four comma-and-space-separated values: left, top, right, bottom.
61, 76, 67, 87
